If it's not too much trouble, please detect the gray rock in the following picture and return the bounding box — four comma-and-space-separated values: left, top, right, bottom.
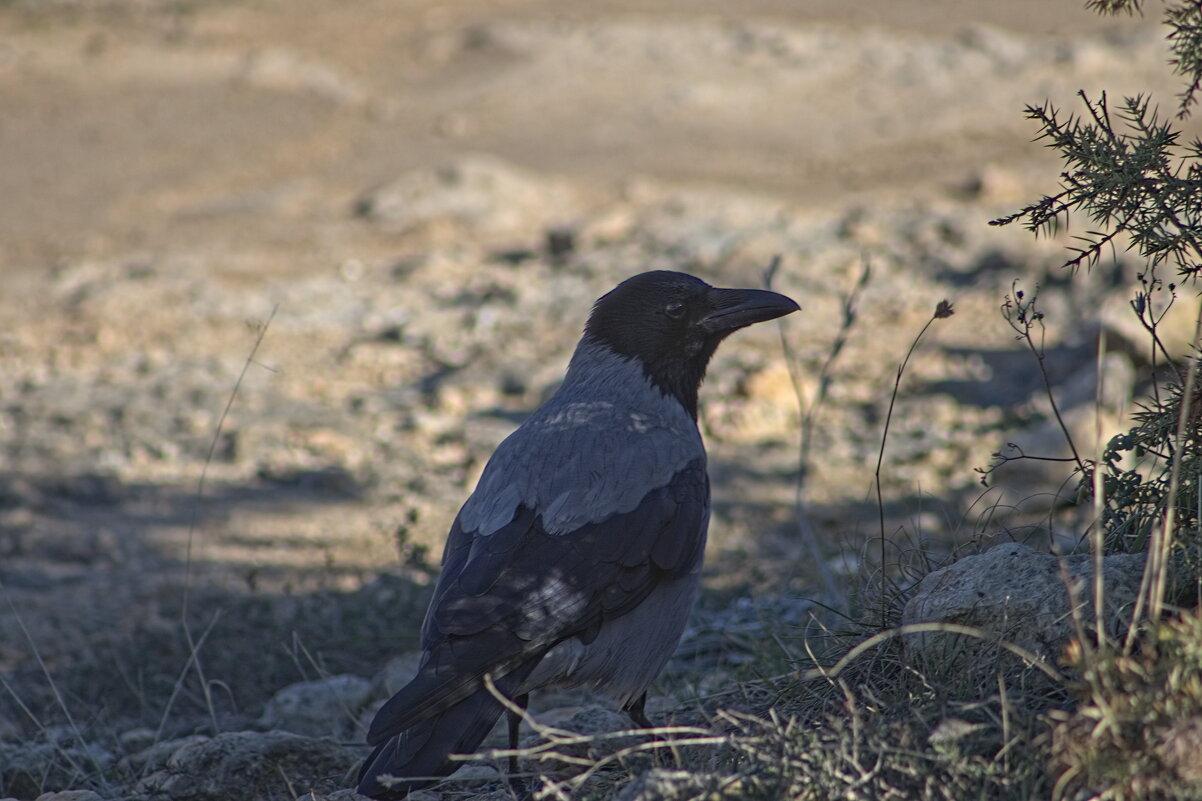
296, 790, 370, 801
354, 155, 578, 238
536, 704, 629, 737
259, 674, 373, 738
358, 653, 424, 734
902, 542, 1145, 669
368, 653, 423, 699
0, 739, 114, 801
117, 727, 156, 753
670, 596, 815, 672
34, 792, 104, 801
135, 730, 357, 801
615, 769, 729, 801
524, 704, 635, 765
122, 734, 209, 775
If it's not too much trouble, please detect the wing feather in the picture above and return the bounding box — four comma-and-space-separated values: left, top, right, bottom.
367, 458, 708, 745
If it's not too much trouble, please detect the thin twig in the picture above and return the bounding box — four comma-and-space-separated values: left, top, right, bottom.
152, 611, 223, 747
875, 300, 954, 628
473, 674, 722, 794
1127, 301, 1202, 649
0, 580, 110, 791
796, 622, 1065, 684
159, 305, 278, 740
765, 256, 868, 609
1093, 331, 1109, 649
1151, 316, 1201, 617
183, 305, 279, 616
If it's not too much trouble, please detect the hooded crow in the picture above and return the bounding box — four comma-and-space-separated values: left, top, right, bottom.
358, 270, 799, 798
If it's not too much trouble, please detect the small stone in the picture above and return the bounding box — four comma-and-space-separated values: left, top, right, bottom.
353, 155, 578, 239
451, 764, 501, 781
616, 768, 728, 801
259, 674, 373, 738
370, 653, 423, 698
117, 727, 156, 752
297, 790, 368, 801
122, 734, 210, 774
956, 166, 1025, 204
537, 704, 628, 737
544, 226, 576, 263
137, 730, 356, 801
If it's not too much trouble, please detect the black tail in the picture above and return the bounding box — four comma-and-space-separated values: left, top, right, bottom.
356, 670, 531, 799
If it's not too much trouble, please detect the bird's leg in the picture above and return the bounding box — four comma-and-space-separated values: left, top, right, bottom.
506, 694, 529, 794
622, 692, 655, 729
623, 692, 679, 768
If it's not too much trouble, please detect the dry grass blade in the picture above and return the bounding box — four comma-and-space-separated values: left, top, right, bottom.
1127, 303, 1202, 649
795, 622, 1066, 684
0, 666, 93, 790
875, 300, 955, 627
471, 674, 724, 794
0, 577, 110, 792
765, 254, 868, 610
151, 610, 224, 749
171, 305, 278, 738
1092, 331, 1110, 654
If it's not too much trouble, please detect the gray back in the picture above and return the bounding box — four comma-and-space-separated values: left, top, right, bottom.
459, 341, 704, 536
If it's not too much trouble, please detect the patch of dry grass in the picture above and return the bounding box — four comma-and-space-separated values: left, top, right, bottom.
1050, 610, 1202, 801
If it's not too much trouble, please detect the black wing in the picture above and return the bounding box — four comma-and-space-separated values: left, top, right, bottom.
366, 457, 708, 745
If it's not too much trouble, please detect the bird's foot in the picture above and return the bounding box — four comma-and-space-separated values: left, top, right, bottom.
621, 692, 681, 768
506, 772, 536, 801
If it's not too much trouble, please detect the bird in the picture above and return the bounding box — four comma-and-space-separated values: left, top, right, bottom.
357, 270, 799, 798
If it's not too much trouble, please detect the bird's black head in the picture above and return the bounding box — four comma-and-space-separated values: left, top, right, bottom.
582, 270, 800, 418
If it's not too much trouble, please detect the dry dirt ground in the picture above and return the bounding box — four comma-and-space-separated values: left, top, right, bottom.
0, 1, 1198, 799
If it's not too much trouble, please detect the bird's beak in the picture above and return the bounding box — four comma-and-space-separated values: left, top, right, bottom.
698, 287, 801, 335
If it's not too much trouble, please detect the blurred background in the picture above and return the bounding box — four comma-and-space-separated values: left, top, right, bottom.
0, 0, 1197, 793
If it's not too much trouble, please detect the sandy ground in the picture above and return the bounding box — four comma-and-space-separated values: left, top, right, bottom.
0, 1, 1198, 796
0, 1, 1169, 273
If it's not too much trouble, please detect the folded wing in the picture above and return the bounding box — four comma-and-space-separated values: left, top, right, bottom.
365, 457, 708, 745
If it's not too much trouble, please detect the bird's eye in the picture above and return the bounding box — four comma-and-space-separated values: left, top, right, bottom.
664, 301, 686, 319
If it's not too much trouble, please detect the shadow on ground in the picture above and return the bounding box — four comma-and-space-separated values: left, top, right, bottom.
0, 470, 433, 743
